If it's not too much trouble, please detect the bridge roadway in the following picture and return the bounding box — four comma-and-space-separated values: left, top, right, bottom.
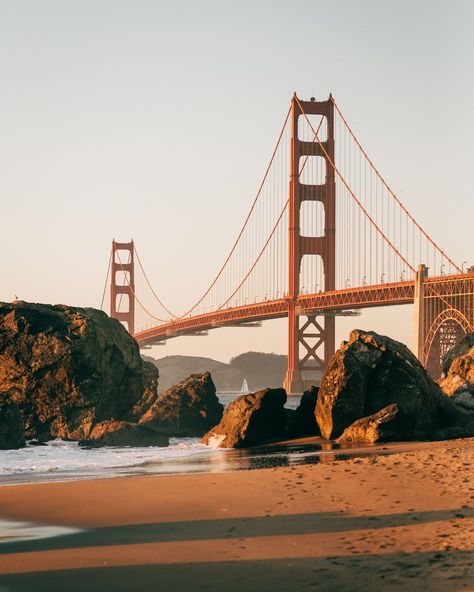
133, 278, 421, 347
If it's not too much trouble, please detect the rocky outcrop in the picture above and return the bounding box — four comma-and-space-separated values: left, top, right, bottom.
202, 388, 287, 448
125, 360, 161, 420
439, 333, 474, 400
289, 386, 320, 437
316, 329, 471, 441
450, 391, 474, 412
0, 402, 25, 449
80, 420, 169, 448
139, 372, 223, 436
79, 372, 221, 445
0, 301, 159, 444
337, 404, 399, 444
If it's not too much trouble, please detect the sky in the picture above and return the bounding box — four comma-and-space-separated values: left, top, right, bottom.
1, 0, 473, 362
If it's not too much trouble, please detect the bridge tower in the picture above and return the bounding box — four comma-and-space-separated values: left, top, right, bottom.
284, 94, 336, 394
110, 240, 135, 334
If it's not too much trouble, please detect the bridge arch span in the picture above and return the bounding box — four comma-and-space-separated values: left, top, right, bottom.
424, 308, 471, 377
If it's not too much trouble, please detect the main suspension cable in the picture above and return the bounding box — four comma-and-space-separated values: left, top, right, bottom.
100, 247, 112, 311
176, 104, 292, 319
218, 199, 289, 310
295, 95, 415, 273
331, 97, 461, 273
115, 249, 170, 324
134, 245, 176, 318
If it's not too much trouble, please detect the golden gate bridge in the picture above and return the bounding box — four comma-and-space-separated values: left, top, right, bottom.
101, 94, 474, 393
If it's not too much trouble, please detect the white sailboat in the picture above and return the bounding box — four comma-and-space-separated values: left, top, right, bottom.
240, 378, 250, 394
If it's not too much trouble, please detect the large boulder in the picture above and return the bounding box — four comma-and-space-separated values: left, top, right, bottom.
80, 420, 169, 448
451, 391, 474, 411
139, 372, 223, 436
288, 386, 320, 437
125, 360, 161, 420
316, 329, 469, 441
201, 388, 287, 448
442, 332, 474, 377
0, 301, 159, 443
0, 402, 25, 449
337, 404, 399, 444
439, 332, 474, 399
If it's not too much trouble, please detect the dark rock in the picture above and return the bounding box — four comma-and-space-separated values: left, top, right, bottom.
452, 391, 474, 411
290, 386, 320, 437
125, 360, 161, 421
337, 404, 399, 444
442, 332, 474, 376
0, 402, 25, 449
284, 408, 297, 436
439, 332, 474, 398
139, 372, 223, 436
316, 329, 470, 441
80, 420, 168, 448
0, 301, 158, 443
201, 388, 287, 448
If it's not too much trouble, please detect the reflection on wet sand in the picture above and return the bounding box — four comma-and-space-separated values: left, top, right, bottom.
140, 437, 390, 475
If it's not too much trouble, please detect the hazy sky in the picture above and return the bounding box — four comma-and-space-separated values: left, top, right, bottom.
1, 0, 473, 362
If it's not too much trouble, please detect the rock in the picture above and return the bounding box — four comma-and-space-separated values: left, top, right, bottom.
290, 386, 320, 437
337, 404, 399, 444
139, 372, 223, 436
452, 391, 474, 411
0, 301, 159, 443
439, 333, 474, 398
201, 388, 287, 448
80, 420, 168, 448
316, 329, 469, 441
125, 361, 161, 420
284, 408, 297, 437
0, 402, 25, 449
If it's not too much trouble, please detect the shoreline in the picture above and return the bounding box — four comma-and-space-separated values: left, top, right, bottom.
2, 435, 474, 488
0, 437, 472, 591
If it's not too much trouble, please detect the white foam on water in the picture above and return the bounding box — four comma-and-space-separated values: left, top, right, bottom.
0, 518, 80, 543
0, 437, 208, 482
206, 434, 227, 449
0, 393, 302, 484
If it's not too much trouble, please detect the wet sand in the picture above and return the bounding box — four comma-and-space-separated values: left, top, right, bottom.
0, 438, 473, 591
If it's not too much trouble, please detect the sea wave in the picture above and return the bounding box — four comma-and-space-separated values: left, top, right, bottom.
0, 437, 208, 480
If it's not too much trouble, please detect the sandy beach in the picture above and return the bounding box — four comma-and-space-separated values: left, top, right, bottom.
0, 438, 472, 591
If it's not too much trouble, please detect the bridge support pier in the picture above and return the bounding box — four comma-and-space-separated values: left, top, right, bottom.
413, 263, 428, 363
284, 309, 335, 394
284, 302, 304, 394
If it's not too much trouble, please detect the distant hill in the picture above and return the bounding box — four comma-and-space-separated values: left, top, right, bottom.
142, 351, 288, 393
142, 355, 244, 393
230, 352, 287, 390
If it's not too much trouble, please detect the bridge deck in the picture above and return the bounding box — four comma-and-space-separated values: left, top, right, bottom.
134, 273, 474, 347
134, 279, 416, 346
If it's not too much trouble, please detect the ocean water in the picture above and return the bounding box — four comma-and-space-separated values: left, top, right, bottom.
0, 392, 320, 485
